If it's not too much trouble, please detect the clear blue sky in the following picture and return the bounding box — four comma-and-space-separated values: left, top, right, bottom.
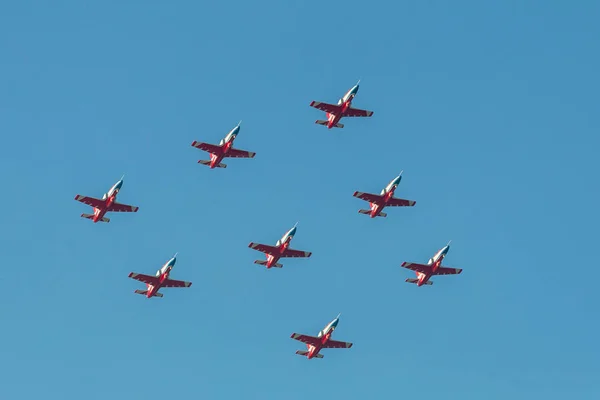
1, 1, 599, 399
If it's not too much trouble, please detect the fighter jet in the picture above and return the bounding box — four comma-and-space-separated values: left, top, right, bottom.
291, 314, 353, 359
248, 223, 312, 269
353, 171, 416, 218
128, 253, 192, 298
74, 176, 138, 223
309, 81, 373, 129
400, 241, 462, 286
191, 121, 256, 169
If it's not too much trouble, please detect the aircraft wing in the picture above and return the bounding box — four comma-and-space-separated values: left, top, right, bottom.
281, 248, 312, 258
309, 101, 342, 115
128, 272, 160, 285
322, 339, 353, 349
400, 262, 433, 274
353, 191, 385, 205
386, 197, 416, 207
248, 242, 280, 255
290, 333, 320, 347
162, 278, 192, 288
225, 148, 256, 159
343, 107, 374, 117
434, 266, 463, 275
191, 141, 223, 155
107, 202, 139, 212
74, 195, 104, 209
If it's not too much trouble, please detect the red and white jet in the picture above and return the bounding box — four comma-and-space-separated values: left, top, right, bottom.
128, 253, 192, 298
309, 81, 373, 129
400, 241, 462, 286
353, 171, 416, 218
74, 176, 139, 223
291, 314, 353, 359
248, 223, 312, 269
191, 121, 256, 169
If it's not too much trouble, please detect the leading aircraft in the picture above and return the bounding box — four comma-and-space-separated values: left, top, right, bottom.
248, 223, 312, 269
309, 81, 373, 129
191, 121, 256, 169
128, 253, 192, 298
400, 241, 462, 286
74, 176, 139, 223
291, 314, 353, 359
353, 171, 416, 218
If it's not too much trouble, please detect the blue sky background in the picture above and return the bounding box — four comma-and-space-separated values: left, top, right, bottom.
1, 1, 599, 399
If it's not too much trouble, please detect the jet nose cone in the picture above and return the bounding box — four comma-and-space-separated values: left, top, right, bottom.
332, 318, 339, 328
115, 180, 123, 190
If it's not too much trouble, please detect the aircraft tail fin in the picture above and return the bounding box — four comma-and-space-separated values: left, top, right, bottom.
81, 213, 110, 223
197, 160, 227, 168
405, 278, 433, 285
254, 260, 283, 268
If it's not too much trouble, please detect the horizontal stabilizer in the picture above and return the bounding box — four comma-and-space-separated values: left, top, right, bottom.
333, 123, 344, 128
295, 350, 323, 358
405, 278, 433, 285
81, 213, 109, 223
357, 210, 386, 217
315, 120, 329, 126
198, 160, 227, 168
254, 260, 283, 268
134, 289, 164, 297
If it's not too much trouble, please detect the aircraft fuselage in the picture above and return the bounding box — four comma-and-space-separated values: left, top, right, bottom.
209, 126, 240, 168
326, 85, 359, 129
368, 175, 401, 218
91, 180, 122, 222
265, 226, 296, 268
306, 318, 338, 359
416, 245, 449, 286
145, 260, 175, 298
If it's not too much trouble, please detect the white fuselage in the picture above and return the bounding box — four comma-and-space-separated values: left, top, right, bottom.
317, 319, 337, 338
428, 246, 449, 266
381, 177, 400, 195
276, 226, 296, 247
338, 85, 358, 105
